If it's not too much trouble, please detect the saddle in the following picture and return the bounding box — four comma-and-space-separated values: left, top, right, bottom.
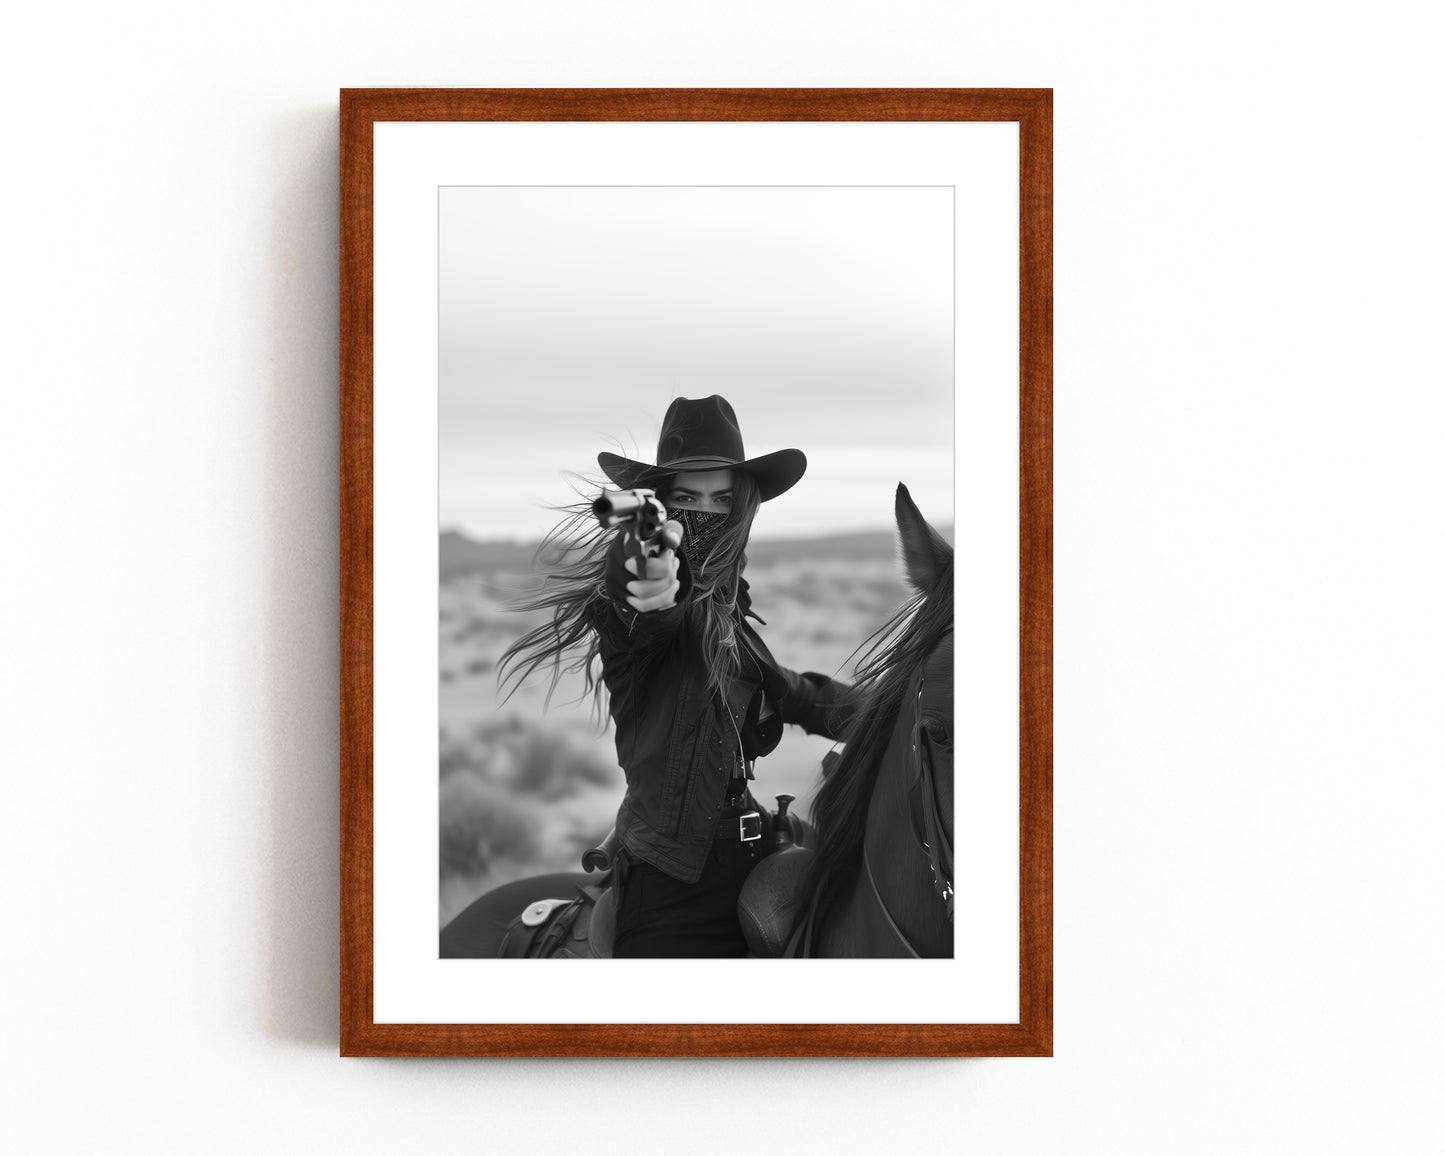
737, 847, 813, 957
498, 882, 618, 959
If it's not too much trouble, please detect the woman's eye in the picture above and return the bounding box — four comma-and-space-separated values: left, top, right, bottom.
670, 494, 691, 504
717, 496, 732, 506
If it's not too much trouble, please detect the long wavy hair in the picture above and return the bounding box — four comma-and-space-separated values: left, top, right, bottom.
496, 470, 762, 713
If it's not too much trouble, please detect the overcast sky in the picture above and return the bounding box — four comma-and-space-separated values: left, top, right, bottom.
439, 185, 954, 541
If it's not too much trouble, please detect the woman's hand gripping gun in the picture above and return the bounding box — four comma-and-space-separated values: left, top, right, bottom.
592, 489, 684, 613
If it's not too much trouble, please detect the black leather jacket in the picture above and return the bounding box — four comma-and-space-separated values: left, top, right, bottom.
592, 537, 852, 883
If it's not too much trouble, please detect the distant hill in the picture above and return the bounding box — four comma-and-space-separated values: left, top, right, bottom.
746, 530, 896, 565
439, 532, 540, 580
440, 524, 953, 581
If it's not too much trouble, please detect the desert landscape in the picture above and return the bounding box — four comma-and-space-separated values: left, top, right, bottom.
438, 527, 934, 927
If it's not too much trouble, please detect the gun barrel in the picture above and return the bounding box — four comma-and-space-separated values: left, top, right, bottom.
592, 490, 651, 519
594, 488, 668, 546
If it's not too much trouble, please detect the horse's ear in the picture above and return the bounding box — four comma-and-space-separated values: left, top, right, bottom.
895, 483, 953, 593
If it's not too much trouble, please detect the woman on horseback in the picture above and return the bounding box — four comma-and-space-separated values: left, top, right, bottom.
498, 395, 853, 957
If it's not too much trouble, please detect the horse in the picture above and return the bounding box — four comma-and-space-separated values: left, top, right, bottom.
756, 481, 954, 957
438, 482, 954, 960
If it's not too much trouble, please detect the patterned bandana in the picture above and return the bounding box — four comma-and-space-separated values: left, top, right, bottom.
669, 508, 729, 573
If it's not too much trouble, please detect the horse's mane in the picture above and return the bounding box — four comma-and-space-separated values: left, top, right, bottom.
800, 558, 954, 922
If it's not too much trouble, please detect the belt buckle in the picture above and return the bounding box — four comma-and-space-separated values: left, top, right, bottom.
738, 811, 762, 842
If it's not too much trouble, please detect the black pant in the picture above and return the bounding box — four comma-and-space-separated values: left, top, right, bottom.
613, 840, 766, 958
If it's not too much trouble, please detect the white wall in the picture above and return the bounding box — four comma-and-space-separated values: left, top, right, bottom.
2, 3, 1440, 1152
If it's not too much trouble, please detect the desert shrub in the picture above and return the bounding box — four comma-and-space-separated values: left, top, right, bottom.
507, 727, 616, 799
439, 773, 541, 876
465, 716, 617, 800
439, 731, 476, 779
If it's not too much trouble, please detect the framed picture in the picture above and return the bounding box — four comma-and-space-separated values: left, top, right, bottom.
341, 88, 1051, 1057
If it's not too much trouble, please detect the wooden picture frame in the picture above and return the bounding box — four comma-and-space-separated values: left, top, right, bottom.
340, 88, 1051, 1057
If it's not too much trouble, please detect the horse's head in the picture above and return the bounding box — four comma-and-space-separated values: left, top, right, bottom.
887, 484, 955, 933
800, 484, 955, 957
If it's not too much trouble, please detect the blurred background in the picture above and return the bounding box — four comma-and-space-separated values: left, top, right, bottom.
439, 185, 955, 926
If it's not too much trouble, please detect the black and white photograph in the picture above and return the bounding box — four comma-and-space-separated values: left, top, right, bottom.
434, 185, 957, 960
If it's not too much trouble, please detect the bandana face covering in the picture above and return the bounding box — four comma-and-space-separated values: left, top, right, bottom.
669, 508, 729, 573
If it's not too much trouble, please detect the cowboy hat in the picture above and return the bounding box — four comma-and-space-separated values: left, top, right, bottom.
598, 395, 806, 502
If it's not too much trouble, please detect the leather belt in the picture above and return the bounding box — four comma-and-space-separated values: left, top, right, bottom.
713, 810, 763, 842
